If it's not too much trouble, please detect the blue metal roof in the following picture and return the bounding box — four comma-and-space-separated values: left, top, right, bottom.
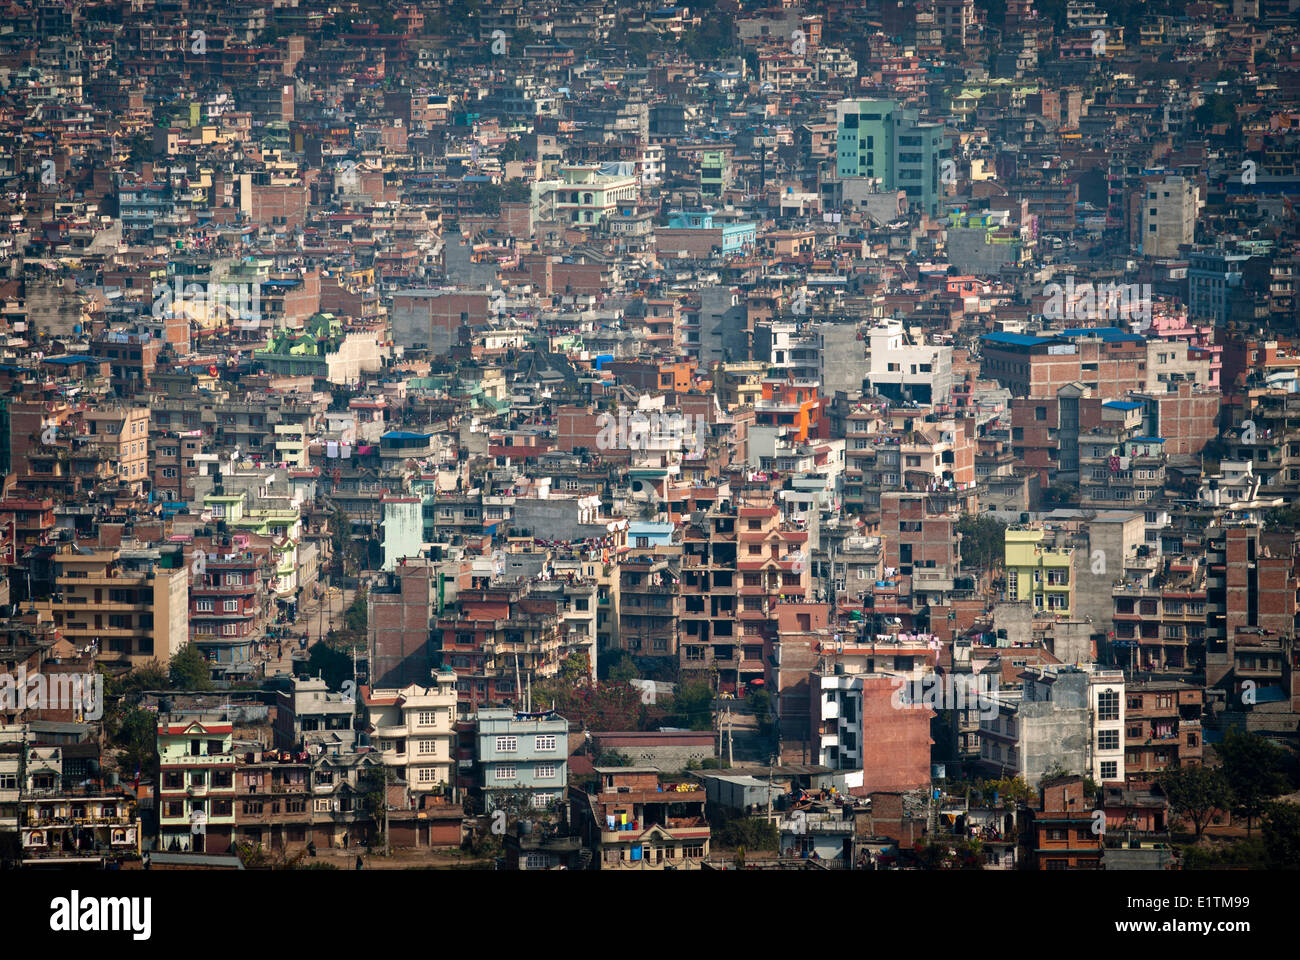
1103, 400, 1144, 410
982, 332, 1048, 347
381, 431, 433, 441
1131, 436, 1166, 443
41, 355, 97, 365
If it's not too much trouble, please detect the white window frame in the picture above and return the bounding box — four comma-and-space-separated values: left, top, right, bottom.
535, 763, 557, 780
495, 765, 517, 781
534, 735, 556, 752
496, 736, 518, 753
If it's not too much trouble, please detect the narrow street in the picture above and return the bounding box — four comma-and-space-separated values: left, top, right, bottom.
258, 579, 361, 679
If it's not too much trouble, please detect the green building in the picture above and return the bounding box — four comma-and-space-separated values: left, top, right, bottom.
834, 98, 946, 216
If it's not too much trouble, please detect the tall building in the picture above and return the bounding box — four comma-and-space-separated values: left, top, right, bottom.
834, 99, 946, 215
36, 544, 189, 672
1136, 174, 1198, 258
363, 669, 458, 798
157, 715, 237, 853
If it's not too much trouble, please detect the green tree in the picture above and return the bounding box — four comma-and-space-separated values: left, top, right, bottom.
1261, 802, 1300, 870
106, 660, 168, 697
1158, 763, 1231, 840
169, 643, 213, 690
665, 681, 714, 732
1218, 731, 1290, 836
306, 642, 354, 691
499, 138, 526, 162
956, 514, 1006, 572
107, 705, 159, 779
344, 587, 368, 633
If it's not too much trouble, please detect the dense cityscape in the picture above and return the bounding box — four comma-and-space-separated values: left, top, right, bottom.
0, 0, 1296, 893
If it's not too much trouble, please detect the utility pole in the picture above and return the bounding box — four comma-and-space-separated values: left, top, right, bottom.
767, 754, 775, 821
727, 707, 733, 768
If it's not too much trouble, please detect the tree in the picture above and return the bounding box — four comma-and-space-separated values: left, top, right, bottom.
1158, 764, 1231, 840
306, 642, 354, 691
344, 587, 368, 633
956, 514, 1006, 573
106, 660, 168, 698
107, 705, 159, 779
664, 681, 714, 732
498, 138, 526, 163
1261, 802, 1300, 870
169, 643, 213, 691
1217, 731, 1290, 836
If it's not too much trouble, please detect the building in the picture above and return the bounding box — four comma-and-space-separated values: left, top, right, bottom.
1005, 526, 1074, 617
862, 320, 954, 405
576, 767, 711, 869
36, 544, 189, 673
475, 708, 569, 811
1136, 175, 1197, 258
363, 670, 458, 798
157, 716, 237, 854
834, 98, 946, 215
811, 671, 933, 793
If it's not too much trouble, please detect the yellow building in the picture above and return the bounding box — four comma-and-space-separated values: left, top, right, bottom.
1004, 527, 1073, 616
36, 544, 190, 670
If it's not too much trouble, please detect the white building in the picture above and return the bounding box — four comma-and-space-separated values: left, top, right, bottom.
862, 320, 953, 405
363, 671, 458, 797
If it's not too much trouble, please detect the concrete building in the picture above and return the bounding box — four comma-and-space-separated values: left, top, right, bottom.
368, 562, 436, 689
1136, 175, 1197, 259
475, 708, 569, 811
274, 676, 358, 755
36, 544, 189, 672
157, 716, 237, 853
811, 672, 932, 794
364, 669, 458, 797
862, 320, 953, 405
834, 99, 946, 215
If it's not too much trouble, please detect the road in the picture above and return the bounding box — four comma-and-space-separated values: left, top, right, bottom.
259, 580, 361, 679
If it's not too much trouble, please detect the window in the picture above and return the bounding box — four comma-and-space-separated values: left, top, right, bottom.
535, 735, 556, 752
1097, 689, 1120, 721
1098, 730, 1120, 751
535, 763, 556, 779
416, 767, 440, 783
1100, 761, 1118, 780
417, 711, 439, 727
224, 599, 239, 612
418, 739, 438, 756
495, 765, 517, 781
196, 599, 214, 612
496, 736, 518, 752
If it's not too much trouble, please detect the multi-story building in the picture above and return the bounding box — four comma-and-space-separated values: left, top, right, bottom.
980, 666, 1117, 788
1005, 526, 1074, 617
576, 767, 711, 870
1112, 555, 1207, 674
36, 544, 189, 672
811, 670, 933, 793
1124, 681, 1203, 788
551, 165, 640, 229
19, 789, 139, 866
157, 715, 237, 853
233, 749, 313, 855
274, 677, 358, 755
363, 670, 459, 799
189, 551, 266, 679
862, 320, 954, 405
1134, 174, 1198, 258
475, 708, 569, 812
834, 98, 946, 215
1028, 775, 1103, 870
436, 581, 565, 715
